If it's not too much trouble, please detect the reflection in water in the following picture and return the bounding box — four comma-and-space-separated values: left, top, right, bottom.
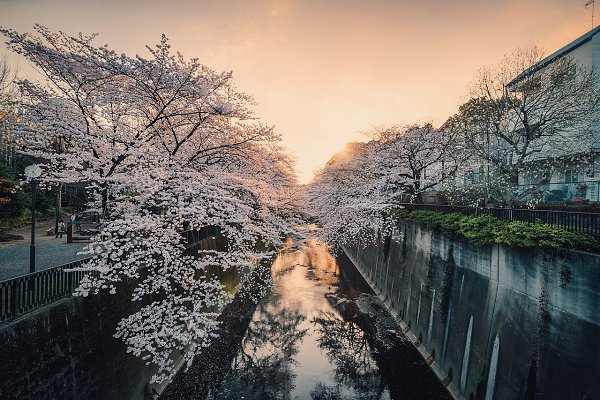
208, 238, 390, 399
311, 311, 387, 399
202, 238, 450, 400
209, 293, 308, 400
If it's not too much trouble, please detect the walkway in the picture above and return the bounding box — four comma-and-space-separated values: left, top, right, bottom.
0, 220, 91, 281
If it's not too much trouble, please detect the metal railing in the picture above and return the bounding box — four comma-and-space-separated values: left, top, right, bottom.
0, 258, 94, 323
397, 203, 600, 240
0, 228, 223, 324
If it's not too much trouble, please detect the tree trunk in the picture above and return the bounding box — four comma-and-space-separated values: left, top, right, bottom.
54, 183, 62, 234
413, 174, 424, 204
101, 184, 109, 222
414, 192, 424, 204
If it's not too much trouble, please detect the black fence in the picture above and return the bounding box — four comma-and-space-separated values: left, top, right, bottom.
0, 228, 222, 324
0, 258, 94, 323
398, 203, 600, 241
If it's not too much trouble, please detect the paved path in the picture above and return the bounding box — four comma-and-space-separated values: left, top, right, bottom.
0, 220, 93, 281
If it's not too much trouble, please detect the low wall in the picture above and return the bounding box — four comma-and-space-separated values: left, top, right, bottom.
344, 220, 600, 400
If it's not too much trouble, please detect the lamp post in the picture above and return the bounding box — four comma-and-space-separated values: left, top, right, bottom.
24, 164, 42, 274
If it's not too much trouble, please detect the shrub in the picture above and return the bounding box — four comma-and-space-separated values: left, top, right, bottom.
389, 209, 411, 219
400, 210, 464, 233
437, 213, 464, 233
457, 215, 507, 246
495, 221, 595, 249
405, 210, 445, 229
388, 207, 597, 251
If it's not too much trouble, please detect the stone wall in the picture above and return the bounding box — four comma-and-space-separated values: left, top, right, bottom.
344, 220, 600, 400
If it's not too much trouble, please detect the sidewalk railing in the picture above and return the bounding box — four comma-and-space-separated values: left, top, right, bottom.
1, 230, 221, 324
0, 258, 94, 323
397, 203, 600, 241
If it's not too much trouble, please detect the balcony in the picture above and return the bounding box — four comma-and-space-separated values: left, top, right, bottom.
518, 180, 600, 204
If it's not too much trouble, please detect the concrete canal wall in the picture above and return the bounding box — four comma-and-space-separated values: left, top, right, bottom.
0, 237, 233, 400
0, 277, 157, 400
344, 220, 600, 400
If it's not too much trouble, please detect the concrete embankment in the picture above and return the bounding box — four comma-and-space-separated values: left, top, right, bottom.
0, 237, 236, 400
0, 277, 158, 400
344, 219, 600, 400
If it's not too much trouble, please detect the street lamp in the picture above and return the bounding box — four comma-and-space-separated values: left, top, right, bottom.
24, 164, 42, 274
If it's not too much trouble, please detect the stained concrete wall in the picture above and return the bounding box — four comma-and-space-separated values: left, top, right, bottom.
0, 237, 229, 400
0, 279, 158, 400
344, 220, 600, 400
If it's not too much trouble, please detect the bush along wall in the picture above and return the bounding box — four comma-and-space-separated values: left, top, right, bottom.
389, 209, 597, 252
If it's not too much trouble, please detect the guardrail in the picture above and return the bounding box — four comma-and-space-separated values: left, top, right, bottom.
0, 258, 94, 323
0, 231, 221, 324
397, 203, 600, 241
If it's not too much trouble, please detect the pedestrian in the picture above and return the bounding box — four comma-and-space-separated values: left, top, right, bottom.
75, 212, 82, 231
56, 220, 66, 238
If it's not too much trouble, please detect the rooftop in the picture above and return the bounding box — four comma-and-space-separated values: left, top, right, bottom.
507, 25, 600, 87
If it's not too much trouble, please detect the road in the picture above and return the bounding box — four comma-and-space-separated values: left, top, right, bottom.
0, 220, 91, 281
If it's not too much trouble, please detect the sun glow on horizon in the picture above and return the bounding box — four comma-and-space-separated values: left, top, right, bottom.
0, 0, 595, 183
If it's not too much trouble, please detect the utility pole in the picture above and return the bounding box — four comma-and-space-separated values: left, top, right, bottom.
30, 179, 37, 273
586, 0, 596, 30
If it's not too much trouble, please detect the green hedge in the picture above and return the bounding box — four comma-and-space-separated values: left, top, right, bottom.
388, 209, 596, 250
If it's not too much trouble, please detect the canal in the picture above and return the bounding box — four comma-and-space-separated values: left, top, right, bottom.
161, 238, 452, 400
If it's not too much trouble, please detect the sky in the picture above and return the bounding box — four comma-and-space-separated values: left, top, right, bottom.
0, 0, 596, 182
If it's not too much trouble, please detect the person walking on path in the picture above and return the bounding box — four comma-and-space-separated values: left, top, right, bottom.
56, 220, 66, 238
75, 212, 82, 231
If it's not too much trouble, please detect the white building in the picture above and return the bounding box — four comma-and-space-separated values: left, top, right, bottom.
506, 26, 600, 204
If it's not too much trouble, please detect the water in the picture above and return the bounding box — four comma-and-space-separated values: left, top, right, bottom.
161, 238, 452, 400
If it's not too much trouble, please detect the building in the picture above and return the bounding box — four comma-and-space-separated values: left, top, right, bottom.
507, 26, 600, 204
434, 26, 600, 206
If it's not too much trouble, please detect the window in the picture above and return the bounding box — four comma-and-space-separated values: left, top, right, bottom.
473, 166, 485, 184
564, 169, 578, 183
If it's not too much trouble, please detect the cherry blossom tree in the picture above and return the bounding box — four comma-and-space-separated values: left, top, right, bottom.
1, 25, 301, 382
307, 141, 391, 246
307, 124, 462, 245
369, 123, 463, 203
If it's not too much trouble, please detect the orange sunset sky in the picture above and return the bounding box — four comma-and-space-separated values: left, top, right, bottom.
0, 0, 597, 182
